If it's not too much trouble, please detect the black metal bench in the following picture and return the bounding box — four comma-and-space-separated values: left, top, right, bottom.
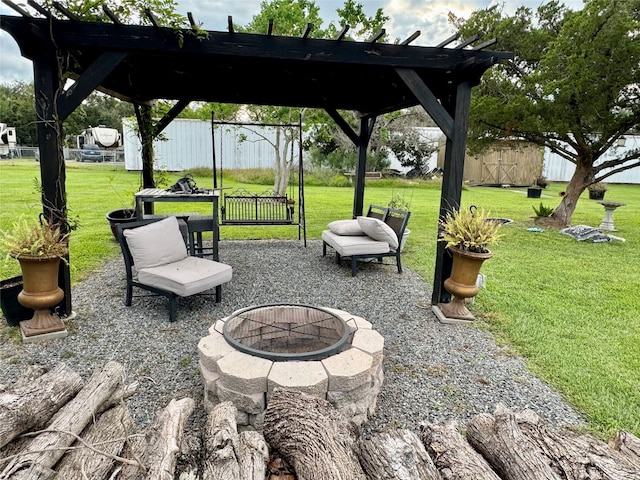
221, 188, 294, 225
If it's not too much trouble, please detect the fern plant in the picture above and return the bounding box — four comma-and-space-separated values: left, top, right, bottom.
0, 215, 68, 259
438, 207, 502, 253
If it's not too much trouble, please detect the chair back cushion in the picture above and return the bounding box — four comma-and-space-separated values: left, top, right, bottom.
123, 216, 188, 269
357, 216, 399, 249
327, 219, 365, 236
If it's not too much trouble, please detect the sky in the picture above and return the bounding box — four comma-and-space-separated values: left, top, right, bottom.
0, 0, 585, 84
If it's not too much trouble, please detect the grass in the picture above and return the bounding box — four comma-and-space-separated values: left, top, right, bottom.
1, 160, 639, 438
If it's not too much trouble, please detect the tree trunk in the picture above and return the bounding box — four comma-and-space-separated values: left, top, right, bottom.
54, 404, 135, 480
0, 363, 83, 449
263, 389, 367, 480
515, 409, 640, 480
466, 404, 562, 480
613, 430, 640, 470
135, 103, 156, 191
142, 397, 194, 480
420, 422, 502, 480
238, 431, 269, 480
0, 361, 125, 480
550, 155, 592, 225
202, 401, 241, 480
358, 429, 442, 480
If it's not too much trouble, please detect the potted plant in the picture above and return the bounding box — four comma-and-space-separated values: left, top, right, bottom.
437, 206, 502, 321
0, 215, 69, 338
388, 193, 411, 251
527, 177, 544, 198
587, 182, 607, 200
106, 176, 139, 240
106, 207, 137, 239
0, 276, 34, 326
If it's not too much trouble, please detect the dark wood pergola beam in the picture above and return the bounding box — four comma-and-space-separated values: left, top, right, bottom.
58, 51, 128, 121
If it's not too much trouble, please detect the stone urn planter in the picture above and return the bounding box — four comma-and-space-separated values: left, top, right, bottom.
435, 206, 502, 324
1, 216, 70, 339
15, 253, 67, 337
439, 246, 493, 321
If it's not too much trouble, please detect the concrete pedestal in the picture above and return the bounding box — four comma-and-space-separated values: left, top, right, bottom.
598, 201, 626, 231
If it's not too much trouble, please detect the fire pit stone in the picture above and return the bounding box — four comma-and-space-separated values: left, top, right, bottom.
198, 306, 385, 428
268, 361, 329, 396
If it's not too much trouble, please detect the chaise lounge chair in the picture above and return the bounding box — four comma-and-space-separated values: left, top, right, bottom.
322, 205, 410, 276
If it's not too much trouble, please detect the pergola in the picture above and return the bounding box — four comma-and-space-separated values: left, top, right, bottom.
1, 3, 512, 316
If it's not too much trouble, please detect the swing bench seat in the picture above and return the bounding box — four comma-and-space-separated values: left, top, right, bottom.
221, 188, 294, 225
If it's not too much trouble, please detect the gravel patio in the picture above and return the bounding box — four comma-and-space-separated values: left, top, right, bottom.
0, 239, 585, 437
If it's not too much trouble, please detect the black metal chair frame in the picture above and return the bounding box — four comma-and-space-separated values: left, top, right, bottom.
187, 216, 217, 260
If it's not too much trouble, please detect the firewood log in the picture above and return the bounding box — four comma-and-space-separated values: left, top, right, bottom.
466, 404, 562, 480
54, 404, 135, 480
202, 401, 241, 480
515, 409, 640, 480
0, 361, 125, 480
109, 426, 148, 480
238, 431, 269, 480
142, 397, 194, 480
263, 389, 366, 480
613, 430, 640, 470
420, 421, 502, 480
358, 429, 442, 479
0, 363, 83, 449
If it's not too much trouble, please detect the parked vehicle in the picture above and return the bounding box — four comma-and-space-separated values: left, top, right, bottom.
76, 125, 121, 149
0, 123, 17, 158
76, 144, 104, 162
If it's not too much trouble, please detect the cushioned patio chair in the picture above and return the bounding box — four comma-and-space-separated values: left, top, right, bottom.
322, 205, 410, 276
116, 216, 232, 322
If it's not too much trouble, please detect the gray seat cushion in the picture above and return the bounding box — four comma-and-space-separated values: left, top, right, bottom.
138, 256, 232, 297
322, 230, 390, 257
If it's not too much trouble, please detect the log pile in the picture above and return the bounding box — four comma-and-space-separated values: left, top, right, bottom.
1, 363, 639, 480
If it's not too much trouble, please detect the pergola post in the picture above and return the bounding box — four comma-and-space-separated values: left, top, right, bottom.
432, 81, 473, 305
353, 116, 374, 217
32, 52, 72, 317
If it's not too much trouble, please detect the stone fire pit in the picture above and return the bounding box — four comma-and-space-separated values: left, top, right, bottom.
198, 305, 384, 429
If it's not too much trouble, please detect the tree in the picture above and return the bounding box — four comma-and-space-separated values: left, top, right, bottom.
0, 81, 38, 146
452, 0, 640, 225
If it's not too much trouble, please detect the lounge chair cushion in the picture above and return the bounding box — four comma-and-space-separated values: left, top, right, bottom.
138, 256, 233, 297
322, 230, 390, 256
357, 216, 399, 249
123, 216, 188, 269
327, 219, 365, 236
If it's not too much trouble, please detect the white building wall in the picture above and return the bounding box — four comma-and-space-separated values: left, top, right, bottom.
543, 135, 640, 184
123, 118, 300, 172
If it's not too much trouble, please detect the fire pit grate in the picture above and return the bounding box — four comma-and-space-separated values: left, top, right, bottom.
222, 304, 351, 361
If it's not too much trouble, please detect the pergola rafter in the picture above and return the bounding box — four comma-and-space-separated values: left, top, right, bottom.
1, 4, 513, 315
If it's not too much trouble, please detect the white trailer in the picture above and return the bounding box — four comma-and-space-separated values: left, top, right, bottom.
0, 123, 17, 158
77, 125, 121, 149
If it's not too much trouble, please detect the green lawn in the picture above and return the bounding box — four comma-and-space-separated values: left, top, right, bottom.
1, 160, 638, 438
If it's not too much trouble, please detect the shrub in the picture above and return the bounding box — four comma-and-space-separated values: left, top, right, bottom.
532, 203, 554, 217
438, 207, 502, 253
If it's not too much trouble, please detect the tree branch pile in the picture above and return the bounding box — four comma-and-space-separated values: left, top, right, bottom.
1, 365, 639, 480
